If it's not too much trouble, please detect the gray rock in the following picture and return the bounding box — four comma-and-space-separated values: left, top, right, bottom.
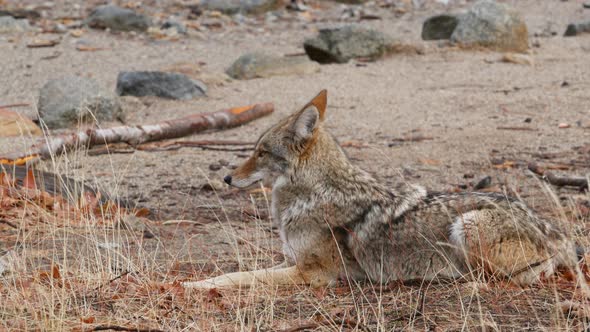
161, 18, 187, 34
451, 0, 528, 52
422, 14, 460, 40
85, 5, 152, 32
0, 16, 30, 33
303, 25, 396, 64
226, 53, 320, 80
333, 0, 369, 3
38, 76, 123, 129
564, 21, 590, 36
200, 0, 279, 15
116, 71, 207, 100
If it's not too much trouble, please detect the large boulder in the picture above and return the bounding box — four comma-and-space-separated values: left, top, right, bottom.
226, 53, 320, 80
450, 0, 528, 52
422, 14, 460, 40
200, 0, 279, 15
304, 25, 396, 64
116, 71, 207, 100
38, 77, 123, 129
85, 5, 152, 32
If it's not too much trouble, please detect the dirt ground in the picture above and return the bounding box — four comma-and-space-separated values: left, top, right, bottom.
1, 0, 590, 330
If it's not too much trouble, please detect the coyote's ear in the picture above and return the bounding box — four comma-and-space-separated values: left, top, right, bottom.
304, 89, 327, 121
293, 106, 319, 143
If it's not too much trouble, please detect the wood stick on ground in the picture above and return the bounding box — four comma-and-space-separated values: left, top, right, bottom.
87, 325, 164, 332
2, 103, 273, 161
528, 162, 588, 190
0, 103, 30, 108
279, 318, 370, 332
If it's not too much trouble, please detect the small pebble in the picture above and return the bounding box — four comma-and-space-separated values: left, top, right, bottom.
558, 123, 570, 128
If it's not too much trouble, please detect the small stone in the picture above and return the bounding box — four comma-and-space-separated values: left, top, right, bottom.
218, 159, 230, 166
200, 0, 280, 15
473, 175, 492, 190
0, 108, 42, 137
226, 53, 320, 80
209, 164, 222, 171
116, 71, 206, 100
451, 0, 528, 52
161, 18, 187, 34
564, 21, 590, 37
584, 3, 590, 9
0, 16, 30, 33
422, 14, 460, 40
85, 5, 152, 32
558, 123, 570, 129
38, 76, 123, 129
303, 25, 397, 64
201, 179, 226, 191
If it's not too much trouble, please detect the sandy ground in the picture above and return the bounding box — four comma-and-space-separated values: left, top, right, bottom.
1, 0, 590, 330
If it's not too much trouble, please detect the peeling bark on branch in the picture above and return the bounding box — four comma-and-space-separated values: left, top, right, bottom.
2, 103, 273, 162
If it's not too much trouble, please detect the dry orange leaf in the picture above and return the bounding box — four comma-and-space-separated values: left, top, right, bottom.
27, 39, 60, 48
80, 317, 95, 324
493, 160, 516, 169
420, 159, 441, 166
22, 168, 37, 190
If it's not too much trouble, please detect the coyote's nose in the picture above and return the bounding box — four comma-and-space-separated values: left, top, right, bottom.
223, 175, 232, 185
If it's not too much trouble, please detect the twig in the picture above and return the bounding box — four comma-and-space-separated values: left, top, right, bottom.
87, 140, 255, 156
87, 325, 164, 332
528, 162, 588, 190
93, 270, 131, 292
388, 135, 434, 147
0, 103, 30, 108
0, 218, 18, 229
497, 126, 537, 131
279, 318, 370, 332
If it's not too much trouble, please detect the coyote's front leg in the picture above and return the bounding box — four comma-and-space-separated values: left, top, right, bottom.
182, 264, 337, 289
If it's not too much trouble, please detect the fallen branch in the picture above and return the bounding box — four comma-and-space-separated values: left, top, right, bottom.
87, 325, 164, 332
528, 162, 588, 190
2, 103, 273, 161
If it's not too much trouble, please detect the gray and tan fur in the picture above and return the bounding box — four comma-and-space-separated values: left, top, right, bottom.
183, 90, 583, 289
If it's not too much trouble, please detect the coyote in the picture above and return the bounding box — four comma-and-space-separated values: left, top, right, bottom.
183, 90, 583, 289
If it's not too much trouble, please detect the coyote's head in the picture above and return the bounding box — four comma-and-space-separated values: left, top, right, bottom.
224, 90, 329, 188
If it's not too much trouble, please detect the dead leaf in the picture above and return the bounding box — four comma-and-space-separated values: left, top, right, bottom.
80, 317, 95, 324
419, 159, 440, 166
27, 39, 60, 48
0, 108, 42, 137
22, 168, 37, 190
70, 29, 84, 37
76, 45, 106, 52
493, 160, 516, 169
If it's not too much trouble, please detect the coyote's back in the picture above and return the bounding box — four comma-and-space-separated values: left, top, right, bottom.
184, 90, 582, 290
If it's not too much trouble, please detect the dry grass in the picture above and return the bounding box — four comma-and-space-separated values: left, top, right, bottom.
1, 143, 590, 331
